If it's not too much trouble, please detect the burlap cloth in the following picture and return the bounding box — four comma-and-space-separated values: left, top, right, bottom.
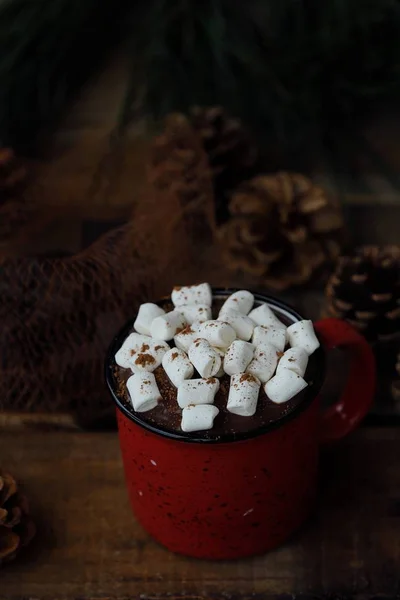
0, 118, 225, 427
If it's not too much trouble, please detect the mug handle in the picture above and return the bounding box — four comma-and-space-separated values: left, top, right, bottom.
314, 318, 376, 444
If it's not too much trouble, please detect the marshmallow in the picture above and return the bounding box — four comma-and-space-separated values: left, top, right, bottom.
218, 309, 254, 341
150, 310, 187, 341
174, 322, 202, 353
115, 333, 168, 372
126, 372, 161, 412
220, 290, 254, 315
224, 341, 255, 376
134, 303, 165, 336
172, 283, 212, 307
179, 304, 212, 324
188, 339, 222, 378
227, 373, 261, 416
214, 347, 227, 377
177, 377, 220, 408
265, 369, 307, 404
246, 342, 278, 383
287, 320, 320, 355
198, 320, 236, 348
248, 304, 286, 330
252, 325, 286, 352
181, 404, 219, 433
277, 346, 308, 378
162, 348, 194, 387
135, 338, 170, 371
115, 333, 149, 368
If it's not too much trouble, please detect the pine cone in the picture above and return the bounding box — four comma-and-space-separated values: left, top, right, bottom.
189, 106, 258, 179
0, 470, 35, 566
325, 246, 400, 342
150, 113, 216, 243
189, 106, 258, 223
218, 172, 343, 290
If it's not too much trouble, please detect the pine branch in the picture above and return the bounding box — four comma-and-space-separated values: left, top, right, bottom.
0, 0, 133, 153
121, 0, 400, 154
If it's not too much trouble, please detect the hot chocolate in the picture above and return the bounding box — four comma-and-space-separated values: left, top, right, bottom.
110, 285, 321, 440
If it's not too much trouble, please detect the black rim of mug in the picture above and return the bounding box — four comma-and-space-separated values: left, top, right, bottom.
105, 288, 326, 444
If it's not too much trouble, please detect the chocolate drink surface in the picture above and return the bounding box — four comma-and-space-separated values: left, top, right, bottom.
112, 292, 319, 440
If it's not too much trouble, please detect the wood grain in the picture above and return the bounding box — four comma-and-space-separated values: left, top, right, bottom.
0, 428, 399, 599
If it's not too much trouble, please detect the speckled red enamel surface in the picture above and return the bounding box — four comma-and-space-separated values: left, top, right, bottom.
116, 396, 320, 560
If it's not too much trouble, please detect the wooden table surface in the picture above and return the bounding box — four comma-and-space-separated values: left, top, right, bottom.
1, 427, 399, 600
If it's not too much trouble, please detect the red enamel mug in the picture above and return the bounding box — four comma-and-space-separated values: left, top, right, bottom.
106, 290, 375, 559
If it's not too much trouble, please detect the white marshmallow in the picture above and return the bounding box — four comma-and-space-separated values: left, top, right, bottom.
179, 304, 212, 324
115, 333, 149, 368
134, 303, 165, 336
265, 369, 308, 404
246, 342, 279, 383
199, 320, 236, 348
215, 365, 225, 378
277, 346, 308, 378
248, 304, 286, 330
150, 310, 187, 341
131, 341, 170, 373
214, 346, 227, 356
174, 322, 202, 353
115, 333, 168, 372
126, 372, 161, 412
181, 404, 219, 433
223, 341, 255, 376
150, 339, 170, 357
227, 373, 261, 417
287, 320, 320, 355
252, 325, 286, 352
214, 347, 227, 377
188, 339, 222, 378
177, 377, 220, 408
162, 348, 194, 387
218, 309, 254, 341
172, 283, 212, 307
220, 290, 254, 315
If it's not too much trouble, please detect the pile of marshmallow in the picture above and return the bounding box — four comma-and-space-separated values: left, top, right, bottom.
115, 283, 320, 433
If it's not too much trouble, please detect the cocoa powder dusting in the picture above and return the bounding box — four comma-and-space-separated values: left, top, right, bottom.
239, 373, 256, 383
140, 343, 150, 352
276, 351, 284, 358
180, 326, 193, 335
154, 345, 164, 351
135, 353, 156, 366
171, 352, 179, 361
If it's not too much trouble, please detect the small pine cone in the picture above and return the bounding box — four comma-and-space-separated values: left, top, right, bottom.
189, 106, 258, 224
0, 470, 36, 566
149, 113, 216, 243
325, 246, 400, 342
189, 106, 258, 179
150, 113, 210, 197
218, 172, 343, 290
